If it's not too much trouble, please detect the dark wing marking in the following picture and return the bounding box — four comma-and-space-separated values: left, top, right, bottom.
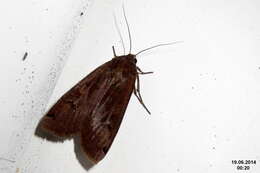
39, 61, 113, 137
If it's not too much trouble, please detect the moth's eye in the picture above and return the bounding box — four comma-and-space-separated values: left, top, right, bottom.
134, 58, 137, 63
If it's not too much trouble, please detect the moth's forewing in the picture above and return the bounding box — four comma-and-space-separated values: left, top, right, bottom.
80, 58, 137, 163
39, 56, 137, 163
39, 62, 111, 137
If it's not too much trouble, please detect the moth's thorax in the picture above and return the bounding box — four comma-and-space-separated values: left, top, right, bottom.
116, 54, 137, 64
112, 54, 137, 67
110, 54, 137, 77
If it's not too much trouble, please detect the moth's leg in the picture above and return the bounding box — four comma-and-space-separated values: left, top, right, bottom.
133, 86, 141, 102
112, 46, 117, 58
133, 87, 150, 114
133, 75, 151, 114
136, 66, 153, 75
136, 73, 140, 93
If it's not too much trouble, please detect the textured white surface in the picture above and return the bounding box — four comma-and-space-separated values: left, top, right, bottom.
1, 0, 260, 172
0, 0, 92, 172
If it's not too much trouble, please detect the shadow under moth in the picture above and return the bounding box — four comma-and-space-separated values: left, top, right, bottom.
38, 7, 180, 164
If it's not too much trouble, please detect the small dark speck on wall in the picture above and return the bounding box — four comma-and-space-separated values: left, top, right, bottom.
22, 52, 28, 61
80, 12, 84, 16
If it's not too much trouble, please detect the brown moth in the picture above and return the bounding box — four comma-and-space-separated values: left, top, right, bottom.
38, 7, 179, 164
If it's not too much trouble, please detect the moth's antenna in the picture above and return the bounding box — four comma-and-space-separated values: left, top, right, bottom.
136, 41, 183, 56
112, 46, 117, 57
113, 13, 125, 55
122, 5, 132, 54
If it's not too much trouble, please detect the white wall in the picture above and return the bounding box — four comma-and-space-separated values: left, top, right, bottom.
1, 0, 260, 172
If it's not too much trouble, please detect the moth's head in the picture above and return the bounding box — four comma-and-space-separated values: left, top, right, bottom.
113, 46, 137, 64
126, 54, 137, 64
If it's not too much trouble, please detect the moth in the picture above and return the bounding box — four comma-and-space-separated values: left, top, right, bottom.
38, 7, 180, 164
